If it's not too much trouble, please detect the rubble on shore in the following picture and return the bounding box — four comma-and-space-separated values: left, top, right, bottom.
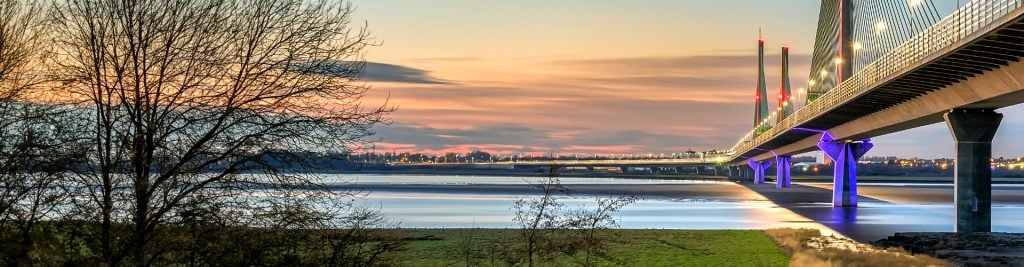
875, 232, 1024, 266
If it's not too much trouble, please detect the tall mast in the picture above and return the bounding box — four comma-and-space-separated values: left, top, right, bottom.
779, 45, 794, 123
755, 29, 769, 132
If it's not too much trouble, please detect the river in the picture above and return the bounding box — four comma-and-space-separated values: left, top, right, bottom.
335, 174, 1024, 242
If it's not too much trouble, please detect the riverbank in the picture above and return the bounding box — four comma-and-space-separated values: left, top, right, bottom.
396, 229, 788, 266
392, 228, 951, 266
875, 232, 1024, 265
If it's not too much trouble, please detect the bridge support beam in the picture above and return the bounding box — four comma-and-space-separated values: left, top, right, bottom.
747, 159, 772, 184
818, 136, 872, 207
775, 156, 791, 188
945, 109, 1002, 233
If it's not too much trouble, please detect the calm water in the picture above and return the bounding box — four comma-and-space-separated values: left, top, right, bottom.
340, 174, 1024, 241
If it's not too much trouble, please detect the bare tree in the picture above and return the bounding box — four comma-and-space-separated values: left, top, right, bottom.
0, 1, 87, 264
513, 166, 569, 267
509, 166, 640, 267
561, 195, 639, 266
46, 0, 391, 264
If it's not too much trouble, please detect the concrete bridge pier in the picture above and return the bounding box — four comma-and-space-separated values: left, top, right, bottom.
945, 109, 1002, 233
747, 159, 772, 184
731, 165, 744, 179
818, 135, 872, 207
775, 156, 791, 188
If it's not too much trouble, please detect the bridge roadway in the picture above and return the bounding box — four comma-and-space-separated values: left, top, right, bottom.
390, 158, 723, 168
728, 0, 1024, 233
732, 1, 1024, 163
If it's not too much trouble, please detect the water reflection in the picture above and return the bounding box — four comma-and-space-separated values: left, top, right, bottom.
347, 175, 1024, 242
355, 191, 843, 237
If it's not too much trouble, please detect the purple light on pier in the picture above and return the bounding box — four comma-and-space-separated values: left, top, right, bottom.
775, 156, 791, 188
817, 134, 872, 207
747, 159, 772, 184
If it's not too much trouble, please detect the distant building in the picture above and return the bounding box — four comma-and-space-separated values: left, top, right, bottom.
793, 162, 817, 172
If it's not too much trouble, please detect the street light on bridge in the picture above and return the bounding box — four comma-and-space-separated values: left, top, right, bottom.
852, 42, 862, 70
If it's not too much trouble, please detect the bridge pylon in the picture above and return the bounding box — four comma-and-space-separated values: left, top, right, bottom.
778, 46, 794, 123
753, 32, 770, 134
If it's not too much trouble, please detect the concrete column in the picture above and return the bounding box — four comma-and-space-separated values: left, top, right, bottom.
818, 134, 872, 207
747, 159, 772, 184
945, 109, 1002, 233
775, 156, 792, 188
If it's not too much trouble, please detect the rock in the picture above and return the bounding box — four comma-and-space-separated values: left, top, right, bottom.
874, 232, 1024, 266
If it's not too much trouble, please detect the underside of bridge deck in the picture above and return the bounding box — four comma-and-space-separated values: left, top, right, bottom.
735, 15, 1024, 163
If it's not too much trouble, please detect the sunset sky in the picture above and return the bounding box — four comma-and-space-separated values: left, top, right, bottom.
350, 0, 1024, 159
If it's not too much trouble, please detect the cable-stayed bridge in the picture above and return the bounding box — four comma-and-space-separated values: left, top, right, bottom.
726, 0, 1024, 233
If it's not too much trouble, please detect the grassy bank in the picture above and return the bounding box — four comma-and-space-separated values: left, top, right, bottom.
394, 229, 790, 266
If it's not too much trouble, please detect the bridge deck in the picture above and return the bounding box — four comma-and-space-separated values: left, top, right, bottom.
731, 0, 1024, 162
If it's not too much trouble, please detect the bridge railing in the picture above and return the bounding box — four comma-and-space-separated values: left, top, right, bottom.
390, 157, 727, 166
731, 0, 1024, 159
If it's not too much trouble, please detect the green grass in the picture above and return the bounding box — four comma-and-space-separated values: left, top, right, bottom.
393, 229, 789, 267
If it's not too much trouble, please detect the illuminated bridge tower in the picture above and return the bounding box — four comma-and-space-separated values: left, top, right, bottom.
754, 33, 769, 134
778, 46, 794, 123
815, 0, 872, 207
773, 46, 796, 188
746, 32, 773, 185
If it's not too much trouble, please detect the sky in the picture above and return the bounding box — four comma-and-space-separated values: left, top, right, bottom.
349, 0, 1024, 159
